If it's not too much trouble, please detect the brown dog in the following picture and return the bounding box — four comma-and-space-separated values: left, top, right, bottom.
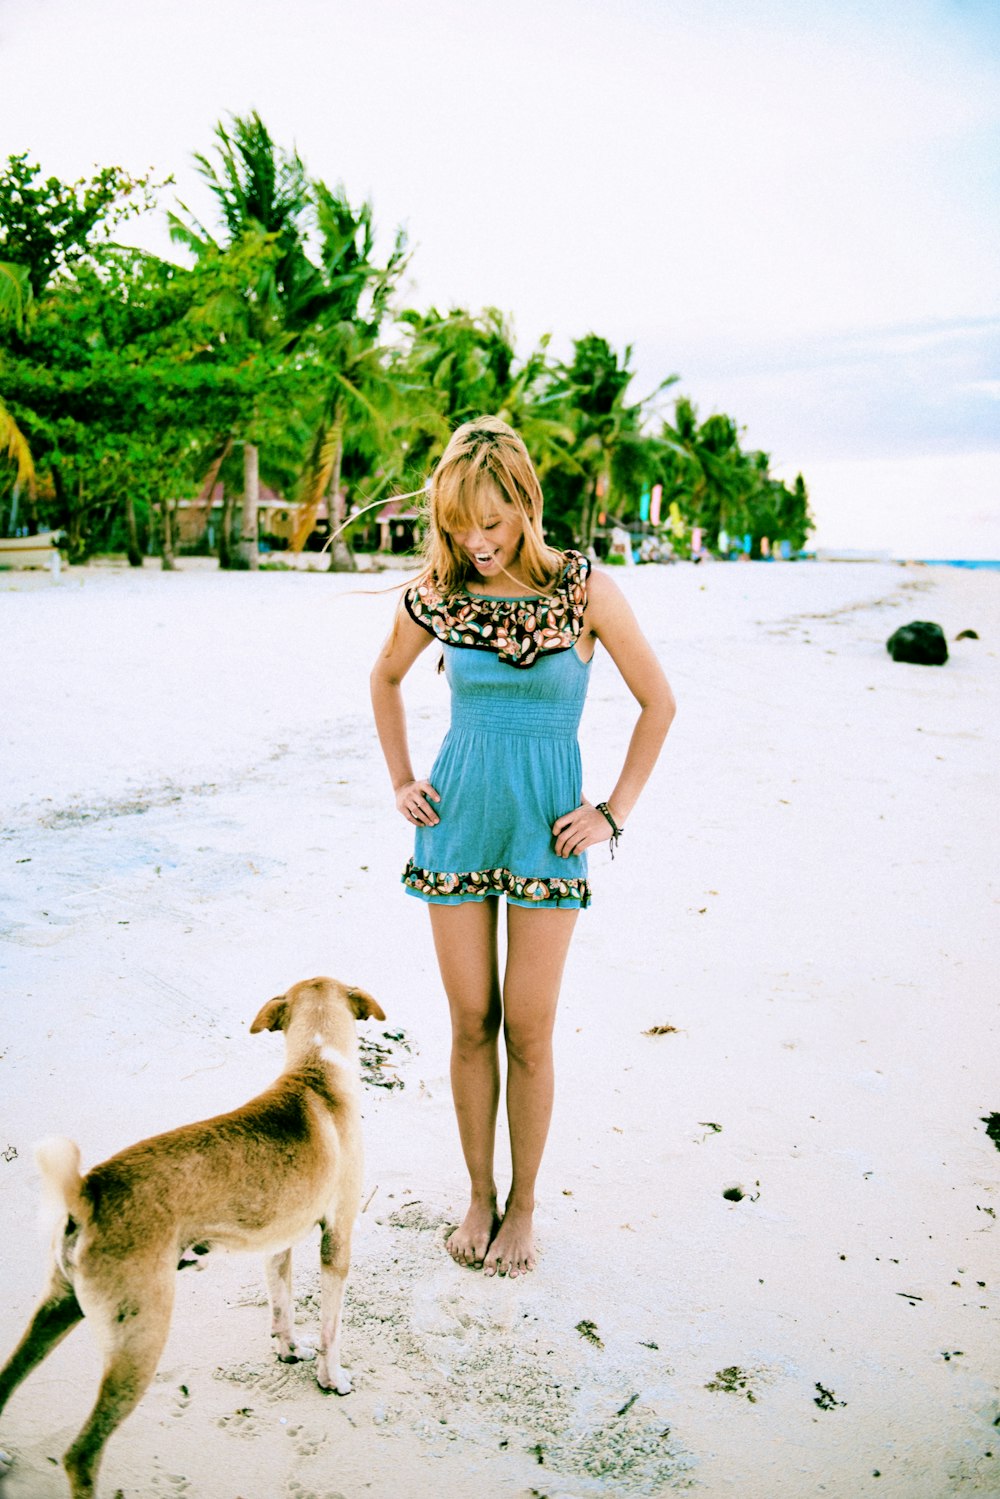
0, 976, 385, 1498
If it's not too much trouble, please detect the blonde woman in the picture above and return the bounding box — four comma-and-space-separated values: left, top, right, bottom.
371, 417, 675, 1277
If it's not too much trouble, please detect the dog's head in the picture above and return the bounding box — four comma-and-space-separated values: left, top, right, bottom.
250, 977, 386, 1040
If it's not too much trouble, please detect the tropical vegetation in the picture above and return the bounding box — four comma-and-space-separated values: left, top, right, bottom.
0, 115, 812, 566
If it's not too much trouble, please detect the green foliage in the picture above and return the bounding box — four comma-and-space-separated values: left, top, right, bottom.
656, 397, 812, 554
0, 153, 163, 298
0, 117, 812, 559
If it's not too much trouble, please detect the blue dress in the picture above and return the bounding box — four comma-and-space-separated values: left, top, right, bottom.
402, 551, 593, 909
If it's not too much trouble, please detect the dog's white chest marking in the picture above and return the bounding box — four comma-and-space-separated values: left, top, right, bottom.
314, 1038, 359, 1085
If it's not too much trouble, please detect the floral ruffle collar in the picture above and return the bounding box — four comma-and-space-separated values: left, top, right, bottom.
404, 550, 591, 668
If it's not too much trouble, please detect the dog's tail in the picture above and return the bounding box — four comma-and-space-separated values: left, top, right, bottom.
34, 1136, 86, 1245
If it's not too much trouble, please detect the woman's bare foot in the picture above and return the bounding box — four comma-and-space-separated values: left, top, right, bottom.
446, 1196, 499, 1268
483, 1206, 537, 1278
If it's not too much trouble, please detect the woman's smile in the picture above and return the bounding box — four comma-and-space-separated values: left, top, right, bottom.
452, 503, 525, 580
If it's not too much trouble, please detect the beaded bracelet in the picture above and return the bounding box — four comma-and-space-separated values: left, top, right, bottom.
596, 801, 624, 859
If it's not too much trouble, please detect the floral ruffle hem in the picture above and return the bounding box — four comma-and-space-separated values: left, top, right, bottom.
403, 859, 591, 909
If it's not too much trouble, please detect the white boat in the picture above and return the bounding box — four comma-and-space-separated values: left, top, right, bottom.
0, 532, 62, 570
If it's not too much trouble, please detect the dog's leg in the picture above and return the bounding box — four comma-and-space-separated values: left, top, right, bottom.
0, 1268, 83, 1418
63, 1290, 173, 1499
264, 1250, 315, 1362
265, 1249, 308, 1362
315, 1222, 352, 1395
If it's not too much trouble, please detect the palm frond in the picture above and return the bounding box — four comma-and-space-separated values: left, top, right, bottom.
0, 262, 31, 328
0, 396, 36, 490
291, 417, 342, 551
188, 437, 233, 519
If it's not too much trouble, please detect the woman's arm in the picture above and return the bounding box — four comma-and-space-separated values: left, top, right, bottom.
370, 602, 441, 826
552, 567, 676, 857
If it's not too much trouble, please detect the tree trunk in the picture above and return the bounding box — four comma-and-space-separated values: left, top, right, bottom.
218, 483, 235, 569
239, 441, 260, 570
159, 496, 176, 571
579, 474, 602, 553
124, 490, 142, 567
62, 473, 84, 560
23, 485, 39, 536
326, 428, 356, 572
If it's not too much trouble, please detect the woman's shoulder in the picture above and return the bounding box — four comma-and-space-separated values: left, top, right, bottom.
404, 570, 449, 634
558, 547, 591, 580
579, 560, 630, 623
551, 547, 591, 602
581, 560, 617, 600
404, 569, 442, 607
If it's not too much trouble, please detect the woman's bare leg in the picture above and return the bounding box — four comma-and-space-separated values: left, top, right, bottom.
483, 904, 579, 1278
428, 898, 503, 1266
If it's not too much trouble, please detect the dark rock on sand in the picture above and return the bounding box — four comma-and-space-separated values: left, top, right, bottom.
955, 628, 979, 640
886, 621, 948, 665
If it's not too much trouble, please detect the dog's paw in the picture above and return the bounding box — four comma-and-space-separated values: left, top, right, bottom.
275, 1337, 317, 1364
315, 1359, 353, 1396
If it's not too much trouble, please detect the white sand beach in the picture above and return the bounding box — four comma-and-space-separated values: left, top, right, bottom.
1, 558, 997, 1499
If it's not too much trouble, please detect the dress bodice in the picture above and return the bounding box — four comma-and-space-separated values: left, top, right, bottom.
444, 641, 590, 739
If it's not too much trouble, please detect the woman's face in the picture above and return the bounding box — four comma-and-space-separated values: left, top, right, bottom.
448, 488, 525, 580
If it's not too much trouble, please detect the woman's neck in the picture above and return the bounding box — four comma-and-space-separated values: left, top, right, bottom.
464, 560, 536, 598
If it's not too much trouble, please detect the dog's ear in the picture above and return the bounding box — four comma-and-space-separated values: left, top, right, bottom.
250, 997, 289, 1033
347, 986, 386, 1023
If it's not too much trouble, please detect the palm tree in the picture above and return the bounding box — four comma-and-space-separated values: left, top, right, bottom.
0, 260, 35, 521
661, 397, 747, 547
170, 113, 315, 567
391, 307, 575, 490
775, 473, 813, 552
289, 179, 408, 568
552, 335, 677, 547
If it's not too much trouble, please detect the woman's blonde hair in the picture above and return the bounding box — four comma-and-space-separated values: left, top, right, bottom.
418, 415, 563, 596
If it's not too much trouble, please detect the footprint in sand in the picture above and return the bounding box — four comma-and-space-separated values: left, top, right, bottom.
388, 1200, 451, 1233
216, 1360, 303, 1401
410, 1268, 474, 1340
286, 1483, 346, 1499
284, 1422, 326, 1457
216, 1407, 258, 1439
151, 1473, 191, 1493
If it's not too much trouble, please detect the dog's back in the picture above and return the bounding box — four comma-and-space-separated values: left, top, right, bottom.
64, 1059, 361, 1271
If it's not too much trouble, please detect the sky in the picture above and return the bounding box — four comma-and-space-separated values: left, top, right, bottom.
1, 0, 998, 555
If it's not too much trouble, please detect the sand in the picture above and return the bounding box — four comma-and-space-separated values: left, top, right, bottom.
1, 557, 997, 1499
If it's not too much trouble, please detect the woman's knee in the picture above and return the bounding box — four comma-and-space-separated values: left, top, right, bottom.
451, 1000, 501, 1055
503, 1018, 553, 1076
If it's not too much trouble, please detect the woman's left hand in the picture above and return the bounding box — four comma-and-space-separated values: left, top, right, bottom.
552, 799, 614, 858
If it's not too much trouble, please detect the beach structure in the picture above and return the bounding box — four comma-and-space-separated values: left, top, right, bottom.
0, 531, 61, 572
172, 484, 329, 552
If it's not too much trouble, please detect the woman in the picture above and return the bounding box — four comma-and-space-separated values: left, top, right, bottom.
371, 417, 675, 1278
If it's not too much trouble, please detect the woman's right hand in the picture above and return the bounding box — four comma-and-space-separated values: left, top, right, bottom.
395, 779, 441, 826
